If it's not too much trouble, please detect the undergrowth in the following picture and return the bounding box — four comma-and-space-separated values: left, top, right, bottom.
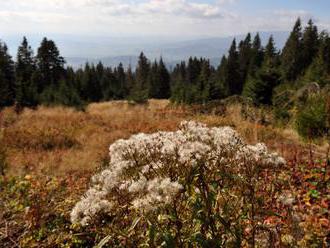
0, 100, 329, 247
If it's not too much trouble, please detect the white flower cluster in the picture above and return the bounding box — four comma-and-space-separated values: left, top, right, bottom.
129, 178, 183, 212
71, 121, 285, 225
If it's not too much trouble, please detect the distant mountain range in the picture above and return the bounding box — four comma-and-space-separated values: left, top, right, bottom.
2, 31, 290, 69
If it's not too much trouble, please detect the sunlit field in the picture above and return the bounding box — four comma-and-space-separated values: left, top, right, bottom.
0, 100, 329, 247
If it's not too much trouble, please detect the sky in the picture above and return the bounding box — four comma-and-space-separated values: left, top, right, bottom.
0, 0, 329, 39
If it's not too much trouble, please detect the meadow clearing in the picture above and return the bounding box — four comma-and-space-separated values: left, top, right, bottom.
0, 100, 329, 247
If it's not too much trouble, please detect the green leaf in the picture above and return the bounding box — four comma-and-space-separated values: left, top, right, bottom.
309, 189, 320, 199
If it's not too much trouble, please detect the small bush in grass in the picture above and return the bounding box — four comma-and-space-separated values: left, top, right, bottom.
272, 88, 295, 126
71, 121, 286, 246
295, 96, 329, 140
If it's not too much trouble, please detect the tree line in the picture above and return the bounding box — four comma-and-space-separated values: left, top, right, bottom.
0, 18, 329, 110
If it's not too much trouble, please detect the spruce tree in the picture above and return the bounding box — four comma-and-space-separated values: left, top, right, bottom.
126, 65, 135, 98
100, 67, 113, 101
243, 36, 280, 105
95, 62, 112, 101
157, 58, 171, 99
304, 32, 330, 86
238, 33, 252, 88
36, 38, 66, 99
196, 59, 211, 103
211, 56, 229, 100
171, 62, 186, 103
15, 37, 38, 107
226, 39, 241, 95
149, 60, 159, 98
248, 33, 264, 77
149, 58, 170, 99
281, 18, 303, 82
62, 67, 83, 108
130, 52, 150, 103
184, 57, 202, 103
302, 20, 319, 69
186, 57, 201, 85
0, 41, 15, 108
115, 63, 127, 99
81, 63, 103, 102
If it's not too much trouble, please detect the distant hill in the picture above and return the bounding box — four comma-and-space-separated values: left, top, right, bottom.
2, 31, 289, 69
66, 56, 140, 69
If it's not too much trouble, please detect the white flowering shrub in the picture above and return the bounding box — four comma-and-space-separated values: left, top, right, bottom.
71, 121, 286, 246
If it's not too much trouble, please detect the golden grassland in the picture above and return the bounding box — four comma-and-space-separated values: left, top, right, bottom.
1, 100, 186, 175
0, 99, 324, 176
0, 100, 329, 247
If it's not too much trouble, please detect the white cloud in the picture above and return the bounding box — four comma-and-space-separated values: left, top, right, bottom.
273, 9, 313, 22
0, 0, 236, 36
0, 0, 328, 37
84, 0, 227, 19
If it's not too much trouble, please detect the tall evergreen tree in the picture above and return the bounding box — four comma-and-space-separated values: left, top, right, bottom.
303, 32, 330, 85
186, 57, 202, 85
210, 56, 229, 100
36, 38, 66, 97
33, 38, 67, 105
115, 63, 127, 99
157, 58, 171, 99
149, 58, 171, 99
226, 39, 241, 95
60, 67, 83, 108
15, 37, 38, 107
171, 62, 187, 103
130, 52, 150, 103
95, 62, 112, 101
302, 19, 319, 72
248, 33, 264, 77
238, 33, 252, 87
281, 18, 303, 82
126, 65, 135, 97
196, 59, 211, 103
149, 60, 159, 98
0, 41, 15, 108
81, 63, 103, 102
243, 36, 280, 105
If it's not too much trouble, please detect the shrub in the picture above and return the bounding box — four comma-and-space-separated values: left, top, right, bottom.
272, 88, 295, 125
295, 96, 329, 140
71, 121, 285, 246
128, 88, 149, 105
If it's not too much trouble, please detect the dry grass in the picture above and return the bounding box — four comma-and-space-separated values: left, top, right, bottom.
1, 100, 189, 176
194, 103, 329, 162
0, 99, 323, 176
1, 100, 329, 247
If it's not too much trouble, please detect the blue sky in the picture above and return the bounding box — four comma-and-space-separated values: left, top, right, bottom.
0, 0, 329, 38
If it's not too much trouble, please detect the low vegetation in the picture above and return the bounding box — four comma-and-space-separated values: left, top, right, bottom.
0, 100, 329, 247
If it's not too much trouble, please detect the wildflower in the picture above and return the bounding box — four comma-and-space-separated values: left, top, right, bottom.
131, 178, 183, 212
71, 121, 285, 226
70, 188, 113, 225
